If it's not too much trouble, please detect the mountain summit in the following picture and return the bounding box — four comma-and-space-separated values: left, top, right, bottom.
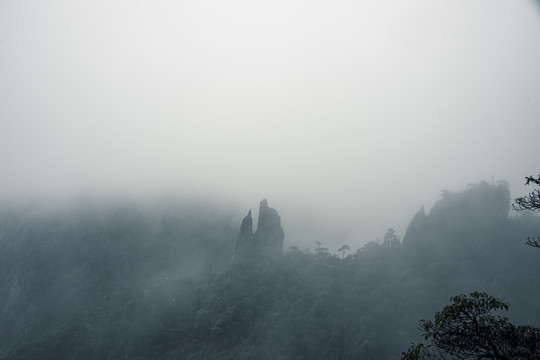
232, 199, 284, 263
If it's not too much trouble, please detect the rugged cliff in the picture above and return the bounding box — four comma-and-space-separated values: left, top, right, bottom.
403, 181, 510, 246
232, 199, 284, 263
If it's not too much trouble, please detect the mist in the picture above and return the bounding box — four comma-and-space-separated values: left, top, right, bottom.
1, 3, 540, 358
1, 0, 540, 251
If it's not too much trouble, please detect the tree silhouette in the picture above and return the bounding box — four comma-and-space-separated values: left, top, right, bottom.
382, 228, 400, 248
513, 174, 540, 248
402, 292, 540, 360
338, 244, 351, 259
513, 174, 540, 212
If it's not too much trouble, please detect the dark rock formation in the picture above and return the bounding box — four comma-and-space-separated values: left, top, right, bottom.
403, 181, 510, 246
254, 199, 285, 257
232, 199, 284, 263
232, 209, 254, 263
403, 205, 427, 244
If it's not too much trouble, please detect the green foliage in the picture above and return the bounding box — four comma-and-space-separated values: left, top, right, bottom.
402, 292, 540, 360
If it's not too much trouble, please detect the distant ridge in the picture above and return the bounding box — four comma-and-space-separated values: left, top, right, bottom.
403, 181, 510, 246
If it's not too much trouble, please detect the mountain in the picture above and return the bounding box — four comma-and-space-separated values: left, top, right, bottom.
0, 184, 539, 359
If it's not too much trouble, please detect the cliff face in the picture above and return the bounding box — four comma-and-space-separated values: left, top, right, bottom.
232, 199, 284, 263
403, 181, 510, 246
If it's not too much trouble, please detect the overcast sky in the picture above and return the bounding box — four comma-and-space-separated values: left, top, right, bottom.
1, 0, 540, 249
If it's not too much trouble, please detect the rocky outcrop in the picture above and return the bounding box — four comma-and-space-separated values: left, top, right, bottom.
232, 199, 284, 263
402, 205, 427, 244
255, 199, 285, 257
232, 210, 254, 263
403, 181, 510, 246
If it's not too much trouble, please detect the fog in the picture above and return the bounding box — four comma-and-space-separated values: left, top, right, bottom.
1, 0, 540, 250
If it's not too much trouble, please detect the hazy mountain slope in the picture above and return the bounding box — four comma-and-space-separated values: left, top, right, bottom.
0, 184, 539, 359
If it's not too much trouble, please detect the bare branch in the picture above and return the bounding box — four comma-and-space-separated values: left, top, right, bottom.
525, 236, 540, 249
525, 174, 540, 186
513, 189, 540, 211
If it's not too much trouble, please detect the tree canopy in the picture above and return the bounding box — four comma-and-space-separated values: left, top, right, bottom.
513, 174, 540, 212
513, 174, 540, 248
402, 292, 540, 360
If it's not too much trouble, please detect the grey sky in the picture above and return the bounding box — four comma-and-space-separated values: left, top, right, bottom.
1, 0, 539, 250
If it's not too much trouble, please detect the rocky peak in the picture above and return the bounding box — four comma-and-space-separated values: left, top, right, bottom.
240, 209, 253, 238
402, 205, 427, 244
256, 199, 283, 235
232, 199, 284, 264
403, 181, 510, 246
